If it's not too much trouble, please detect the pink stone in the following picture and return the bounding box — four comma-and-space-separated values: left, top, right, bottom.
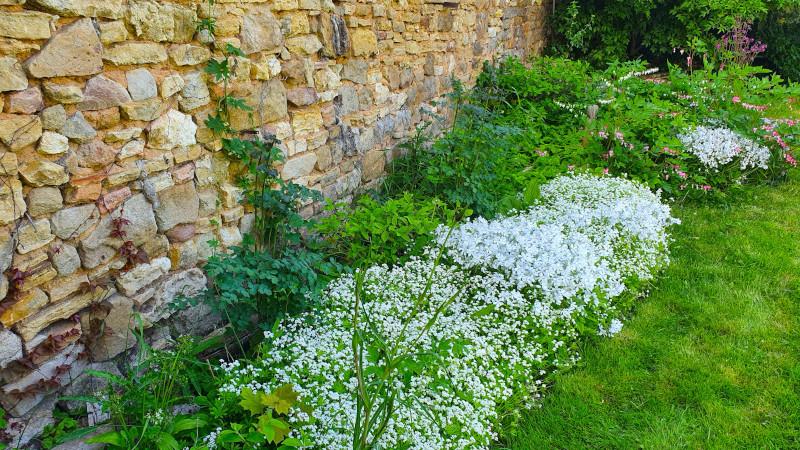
166, 223, 196, 243
171, 163, 195, 184
97, 186, 132, 214
76, 139, 117, 168
8, 87, 44, 114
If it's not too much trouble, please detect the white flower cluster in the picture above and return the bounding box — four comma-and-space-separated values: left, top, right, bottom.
218, 175, 677, 450
678, 125, 771, 170
440, 174, 677, 304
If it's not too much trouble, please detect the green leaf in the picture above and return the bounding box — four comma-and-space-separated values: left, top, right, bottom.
156, 432, 181, 450
240, 388, 267, 415
86, 430, 125, 446
216, 429, 244, 444
264, 384, 299, 415
172, 417, 207, 433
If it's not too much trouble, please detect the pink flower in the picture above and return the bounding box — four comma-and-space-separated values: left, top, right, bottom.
732, 96, 741, 103
677, 171, 688, 179
785, 153, 797, 167
603, 168, 609, 175
701, 185, 712, 191
567, 165, 575, 171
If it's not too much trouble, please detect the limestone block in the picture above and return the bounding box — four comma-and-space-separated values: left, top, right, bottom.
103, 42, 167, 66
51, 204, 99, 239
153, 182, 199, 232
37, 131, 68, 155
126, 69, 158, 101
0, 11, 55, 40
0, 57, 27, 92
27, 187, 62, 217
0, 178, 26, 225
148, 109, 197, 150
80, 294, 135, 361
116, 257, 170, 297
0, 114, 42, 150
78, 75, 132, 111
240, 6, 283, 55
8, 87, 44, 114
19, 160, 68, 187
25, 19, 103, 78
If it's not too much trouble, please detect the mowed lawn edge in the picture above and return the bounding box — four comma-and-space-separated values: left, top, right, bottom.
506, 171, 800, 449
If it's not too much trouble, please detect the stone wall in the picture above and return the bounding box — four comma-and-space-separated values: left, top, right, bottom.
0, 0, 545, 444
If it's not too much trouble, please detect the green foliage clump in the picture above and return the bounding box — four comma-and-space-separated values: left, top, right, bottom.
61, 331, 309, 450
314, 193, 460, 267
200, 237, 341, 330
383, 80, 526, 218
756, 6, 800, 81
548, 0, 796, 66
466, 56, 800, 202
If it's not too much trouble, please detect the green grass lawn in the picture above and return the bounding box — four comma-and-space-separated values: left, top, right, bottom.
506, 172, 800, 449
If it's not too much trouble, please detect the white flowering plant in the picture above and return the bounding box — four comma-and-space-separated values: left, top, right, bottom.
211, 175, 678, 450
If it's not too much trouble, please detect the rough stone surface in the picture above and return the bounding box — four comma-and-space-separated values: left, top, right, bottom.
0, 178, 26, 225
160, 74, 184, 98
8, 87, 44, 113
37, 131, 68, 154
0, 113, 42, 150
168, 44, 211, 66
27, 186, 62, 217
0, 330, 23, 369
26, 0, 125, 18
240, 6, 283, 55
81, 294, 135, 361
76, 139, 117, 168
144, 268, 206, 322
80, 194, 157, 268
282, 152, 317, 179
50, 243, 80, 276
178, 71, 210, 111
17, 218, 54, 254
60, 112, 96, 143
126, 68, 157, 101
0, 11, 54, 40
148, 109, 197, 150
51, 204, 99, 239
41, 104, 66, 130
116, 257, 170, 297
19, 160, 68, 187
25, 18, 102, 78
78, 75, 132, 111
0, 56, 27, 92
104, 42, 168, 65
153, 182, 199, 231
43, 81, 84, 104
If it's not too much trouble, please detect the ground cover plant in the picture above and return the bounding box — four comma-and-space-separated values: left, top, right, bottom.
214, 174, 677, 449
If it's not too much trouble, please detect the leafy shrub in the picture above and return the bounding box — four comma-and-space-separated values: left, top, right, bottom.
548, 0, 788, 65
314, 193, 460, 267
469, 56, 799, 201
197, 238, 341, 331
383, 80, 526, 218
756, 6, 800, 81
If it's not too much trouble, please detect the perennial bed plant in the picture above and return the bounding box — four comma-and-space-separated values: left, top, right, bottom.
214, 175, 677, 449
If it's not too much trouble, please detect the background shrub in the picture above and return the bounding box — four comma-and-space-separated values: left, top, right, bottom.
756, 6, 800, 81
548, 0, 797, 72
